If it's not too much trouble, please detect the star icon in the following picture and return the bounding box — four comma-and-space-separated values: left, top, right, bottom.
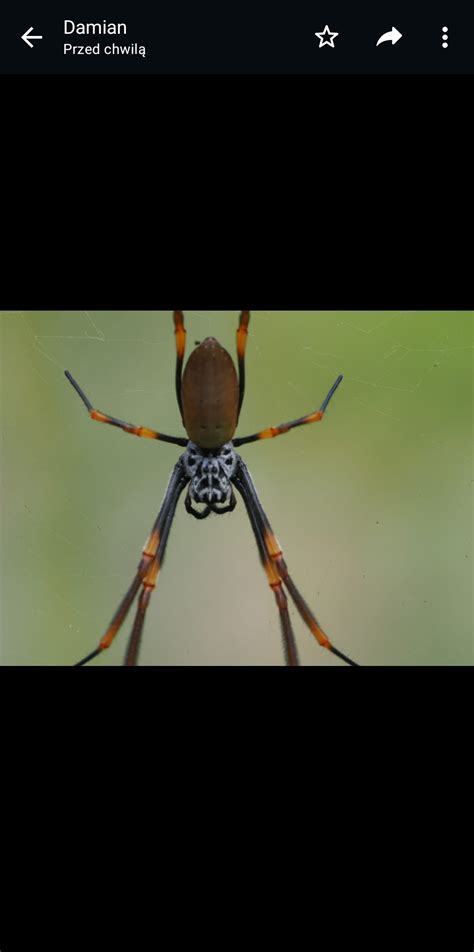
314, 25, 339, 48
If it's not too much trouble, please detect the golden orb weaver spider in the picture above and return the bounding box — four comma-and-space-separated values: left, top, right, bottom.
65, 312, 358, 667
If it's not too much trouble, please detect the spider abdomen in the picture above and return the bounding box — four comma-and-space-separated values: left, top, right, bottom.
181, 337, 239, 450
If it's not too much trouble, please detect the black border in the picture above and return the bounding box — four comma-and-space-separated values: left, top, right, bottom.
3, 72, 471, 311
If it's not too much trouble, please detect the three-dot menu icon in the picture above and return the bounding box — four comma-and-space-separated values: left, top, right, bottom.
442, 26, 448, 48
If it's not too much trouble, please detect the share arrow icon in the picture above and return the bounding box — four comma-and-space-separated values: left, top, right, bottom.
376, 27, 402, 46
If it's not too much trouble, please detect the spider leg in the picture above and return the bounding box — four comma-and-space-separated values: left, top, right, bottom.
233, 469, 299, 667
236, 311, 251, 419
65, 370, 188, 446
234, 374, 343, 447
234, 459, 359, 666
75, 574, 143, 666
123, 472, 187, 666
173, 311, 187, 421
74, 461, 188, 666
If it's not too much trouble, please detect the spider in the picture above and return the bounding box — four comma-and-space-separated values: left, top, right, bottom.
65, 312, 358, 667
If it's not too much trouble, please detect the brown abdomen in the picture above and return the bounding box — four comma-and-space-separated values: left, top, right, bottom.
182, 337, 239, 449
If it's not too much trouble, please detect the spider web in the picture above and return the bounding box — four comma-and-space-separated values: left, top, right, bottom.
1, 310, 472, 666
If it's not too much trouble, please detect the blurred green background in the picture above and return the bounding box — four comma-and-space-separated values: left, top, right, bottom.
1, 311, 472, 666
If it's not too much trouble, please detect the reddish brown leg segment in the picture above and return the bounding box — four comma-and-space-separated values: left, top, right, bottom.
173, 311, 187, 421
65, 370, 187, 446
236, 311, 251, 419
234, 374, 343, 447
74, 521, 163, 665
233, 466, 299, 667
74, 462, 188, 666
122, 466, 188, 666
234, 460, 358, 666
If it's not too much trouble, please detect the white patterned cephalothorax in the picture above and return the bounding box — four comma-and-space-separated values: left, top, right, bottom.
184, 441, 238, 505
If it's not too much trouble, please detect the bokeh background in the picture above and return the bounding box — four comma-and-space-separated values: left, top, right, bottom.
1, 311, 472, 666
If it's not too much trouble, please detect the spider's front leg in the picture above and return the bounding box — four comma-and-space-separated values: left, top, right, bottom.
235, 470, 300, 667
74, 461, 189, 666
233, 459, 359, 667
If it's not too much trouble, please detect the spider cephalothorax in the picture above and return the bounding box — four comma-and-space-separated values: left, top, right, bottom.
183, 441, 238, 518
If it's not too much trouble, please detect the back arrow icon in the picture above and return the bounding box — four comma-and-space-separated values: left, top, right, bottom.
21, 26, 43, 48
376, 27, 402, 46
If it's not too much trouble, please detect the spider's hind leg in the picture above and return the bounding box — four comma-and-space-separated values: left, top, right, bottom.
173, 311, 187, 421
236, 311, 250, 419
